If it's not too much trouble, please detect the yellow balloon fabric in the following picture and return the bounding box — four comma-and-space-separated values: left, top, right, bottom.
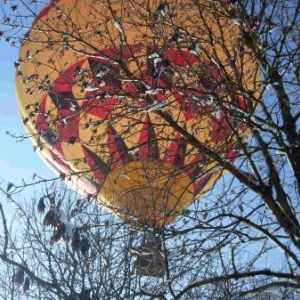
16, 0, 260, 227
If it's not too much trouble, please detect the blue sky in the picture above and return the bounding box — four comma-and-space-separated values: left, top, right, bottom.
0, 40, 52, 187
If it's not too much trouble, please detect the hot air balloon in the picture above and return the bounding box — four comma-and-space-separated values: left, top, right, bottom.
16, 0, 259, 232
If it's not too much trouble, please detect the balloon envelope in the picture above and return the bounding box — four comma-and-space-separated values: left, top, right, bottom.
16, 0, 259, 226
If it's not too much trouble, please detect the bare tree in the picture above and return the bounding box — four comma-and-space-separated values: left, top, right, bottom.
2, 181, 299, 300
1, 0, 300, 299
0, 183, 140, 300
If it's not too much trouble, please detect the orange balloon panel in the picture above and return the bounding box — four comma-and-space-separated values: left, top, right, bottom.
16, 0, 259, 226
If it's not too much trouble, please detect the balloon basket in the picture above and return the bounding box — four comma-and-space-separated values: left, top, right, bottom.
134, 248, 165, 277
131, 234, 165, 277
